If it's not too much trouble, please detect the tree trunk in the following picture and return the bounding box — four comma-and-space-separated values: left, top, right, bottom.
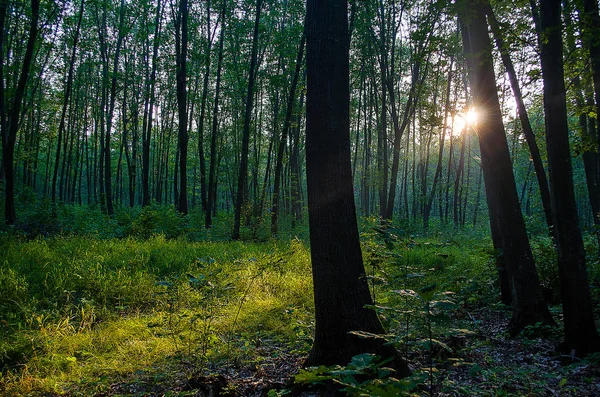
206, 2, 226, 229
196, 0, 213, 213
175, 0, 189, 214
143, 0, 163, 207
485, 0, 555, 237
52, 0, 84, 204
304, 0, 410, 377
1, 0, 39, 225
233, 0, 262, 240
536, 0, 600, 355
271, 31, 305, 236
424, 55, 454, 229
459, 0, 554, 333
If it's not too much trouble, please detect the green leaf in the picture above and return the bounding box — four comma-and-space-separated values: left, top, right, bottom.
295, 367, 333, 384
349, 353, 379, 370
431, 299, 457, 311
348, 330, 388, 342
392, 289, 419, 299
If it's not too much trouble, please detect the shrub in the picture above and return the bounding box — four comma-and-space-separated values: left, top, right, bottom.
130, 203, 187, 239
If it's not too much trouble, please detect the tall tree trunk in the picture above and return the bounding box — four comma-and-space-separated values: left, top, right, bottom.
536, 0, 600, 355
233, 0, 263, 240
172, 0, 188, 213
271, 31, 305, 236
575, 0, 600, 248
485, 0, 555, 237
143, 0, 163, 207
197, 0, 213, 213
51, 0, 84, 204
424, 55, 453, 229
304, 0, 409, 376
1, 0, 39, 225
175, 0, 189, 214
97, 0, 125, 216
459, 0, 554, 333
206, 2, 226, 229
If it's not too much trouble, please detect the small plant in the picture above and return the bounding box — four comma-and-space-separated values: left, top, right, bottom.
520, 322, 563, 340
393, 284, 457, 394
155, 258, 231, 372
295, 353, 426, 396
131, 203, 188, 239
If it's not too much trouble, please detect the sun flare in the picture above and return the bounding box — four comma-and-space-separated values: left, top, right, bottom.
451, 107, 479, 135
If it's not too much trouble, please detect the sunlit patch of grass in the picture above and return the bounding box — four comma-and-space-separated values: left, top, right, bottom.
0, 235, 314, 396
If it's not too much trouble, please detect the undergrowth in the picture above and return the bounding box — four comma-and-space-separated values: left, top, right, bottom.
0, 235, 313, 396
1, 208, 599, 396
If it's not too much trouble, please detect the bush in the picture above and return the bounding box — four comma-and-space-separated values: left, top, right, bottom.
14, 198, 59, 237
130, 203, 188, 239
530, 236, 560, 303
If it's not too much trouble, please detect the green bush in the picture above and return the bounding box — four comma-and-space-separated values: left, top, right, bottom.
130, 203, 187, 239
530, 236, 560, 303
14, 198, 59, 237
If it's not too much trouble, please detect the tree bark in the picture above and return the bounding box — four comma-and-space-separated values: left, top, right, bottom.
206, 2, 226, 229
1, 0, 39, 224
485, 0, 555, 237
459, 0, 554, 333
143, 0, 163, 207
175, 0, 189, 214
304, 0, 409, 376
536, 0, 600, 355
233, 0, 262, 240
51, 0, 84, 204
271, 30, 305, 236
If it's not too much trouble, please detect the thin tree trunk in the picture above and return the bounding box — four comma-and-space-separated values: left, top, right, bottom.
233, 0, 263, 240
206, 2, 226, 229
175, 0, 189, 214
424, 55, 454, 228
1, 0, 39, 224
51, 0, 84, 204
271, 31, 305, 236
143, 0, 163, 207
485, 0, 554, 236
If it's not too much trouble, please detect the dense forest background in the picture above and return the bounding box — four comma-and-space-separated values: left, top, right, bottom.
1, 0, 600, 395
1, 0, 596, 233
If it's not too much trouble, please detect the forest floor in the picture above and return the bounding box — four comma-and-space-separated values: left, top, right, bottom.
1, 214, 599, 396
94, 308, 600, 397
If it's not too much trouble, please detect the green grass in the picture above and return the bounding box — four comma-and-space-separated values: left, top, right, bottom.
0, 235, 313, 396
2, 213, 599, 396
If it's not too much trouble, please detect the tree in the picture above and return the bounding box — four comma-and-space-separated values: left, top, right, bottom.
304, 0, 409, 375
1, 0, 40, 224
142, 0, 163, 207
484, 0, 554, 238
174, 0, 189, 214
534, 0, 600, 355
96, 0, 126, 216
232, 0, 263, 240
271, 29, 305, 236
205, 0, 226, 229
52, 0, 85, 204
458, 0, 554, 334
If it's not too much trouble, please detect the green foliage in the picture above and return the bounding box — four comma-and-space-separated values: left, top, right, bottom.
0, 235, 313, 395
295, 353, 426, 396
130, 203, 188, 239
520, 322, 563, 340
13, 197, 60, 237
529, 236, 560, 302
